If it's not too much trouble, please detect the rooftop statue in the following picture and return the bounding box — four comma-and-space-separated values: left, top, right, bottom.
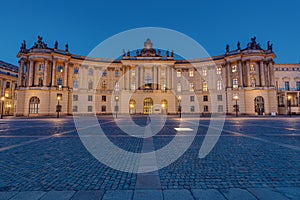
32, 35, 47, 49
54, 41, 58, 49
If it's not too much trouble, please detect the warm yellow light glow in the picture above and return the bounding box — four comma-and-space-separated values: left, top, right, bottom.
115, 96, 119, 101
178, 96, 182, 101
161, 103, 166, 108
0, 97, 4, 101
233, 95, 239, 100
288, 96, 292, 100
57, 96, 61, 100
130, 104, 134, 108
7, 104, 11, 108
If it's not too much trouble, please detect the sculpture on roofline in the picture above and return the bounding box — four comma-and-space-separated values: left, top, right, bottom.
54, 41, 58, 49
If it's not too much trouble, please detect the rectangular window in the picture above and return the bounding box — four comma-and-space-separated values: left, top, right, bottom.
131, 69, 135, 76
203, 95, 208, 101
88, 106, 93, 112
217, 80, 222, 90
102, 70, 107, 77
203, 105, 209, 112
74, 68, 79, 74
161, 69, 166, 76
232, 65, 237, 73
189, 70, 194, 77
88, 95, 93, 101
6, 82, 10, 88
58, 66, 63, 72
115, 70, 120, 77
73, 106, 78, 112
189, 83, 194, 92
73, 95, 78, 101
218, 105, 223, 112
233, 78, 238, 89
296, 81, 300, 91
131, 81, 135, 91
74, 80, 78, 89
202, 69, 207, 76
88, 81, 93, 90
115, 82, 119, 92
101, 105, 106, 112
190, 106, 195, 112
217, 95, 222, 101
89, 69, 94, 76
177, 83, 181, 92
102, 95, 106, 102
250, 64, 255, 72
284, 81, 290, 91
216, 67, 221, 75
190, 96, 194, 102
203, 82, 208, 91
177, 71, 181, 77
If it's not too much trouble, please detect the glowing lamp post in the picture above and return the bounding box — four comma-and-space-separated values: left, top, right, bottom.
288, 95, 292, 117
178, 96, 182, 118
115, 96, 119, 118
233, 95, 239, 117
1, 96, 4, 119
56, 95, 61, 118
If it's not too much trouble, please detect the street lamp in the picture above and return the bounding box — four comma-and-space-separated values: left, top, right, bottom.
1, 96, 4, 119
233, 94, 239, 117
178, 96, 182, 118
56, 95, 61, 118
288, 95, 292, 117
115, 96, 119, 118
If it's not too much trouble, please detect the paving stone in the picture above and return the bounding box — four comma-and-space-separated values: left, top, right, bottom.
274, 187, 300, 200
133, 190, 163, 200
71, 190, 104, 200
0, 192, 18, 200
102, 190, 133, 200
191, 189, 226, 200
40, 191, 76, 200
163, 189, 194, 200
222, 188, 256, 200
9, 191, 46, 200
247, 188, 289, 200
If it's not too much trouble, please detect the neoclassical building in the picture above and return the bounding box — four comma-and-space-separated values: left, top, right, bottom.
0, 60, 18, 116
14, 36, 299, 116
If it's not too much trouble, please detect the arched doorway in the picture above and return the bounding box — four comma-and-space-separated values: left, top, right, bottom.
143, 98, 153, 114
29, 96, 40, 114
254, 96, 264, 115
161, 99, 168, 114
129, 99, 136, 114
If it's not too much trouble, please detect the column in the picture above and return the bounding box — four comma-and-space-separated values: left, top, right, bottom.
265, 62, 270, 87
122, 66, 126, 90
43, 59, 49, 87
25, 61, 30, 87
153, 65, 157, 90
170, 66, 173, 90
246, 60, 250, 87
238, 60, 243, 87
166, 66, 169, 89
137, 66, 141, 90
156, 66, 159, 90
226, 62, 232, 88
255, 62, 260, 86
2, 78, 6, 96
51, 59, 57, 87
18, 59, 25, 87
269, 61, 275, 87
28, 59, 34, 87
260, 60, 265, 87
63, 61, 68, 88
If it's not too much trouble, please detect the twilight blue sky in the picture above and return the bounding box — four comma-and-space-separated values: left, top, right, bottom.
1, 0, 300, 65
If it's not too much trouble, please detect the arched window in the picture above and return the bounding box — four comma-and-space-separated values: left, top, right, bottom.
101, 81, 106, 91
57, 78, 62, 87
29, 97, 40, 114
88, 81, 93, 90
38, 78, 43, 86
89, 68, 94, 76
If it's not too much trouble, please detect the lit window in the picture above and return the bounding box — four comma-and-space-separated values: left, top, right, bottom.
202, 69, 207, 76
177, 83, 181, 92
189, 70, 194, 77
88, 95, 93, 101
189, 83, 194, 92
39, 64, 44, 71
131, 69, 135, 76
89, 68, 94, 76
216, 67, 222, 75
115, 82, 119, 92
203, 82, 208, 91
131, 81, 135, 91
177, 71, 181, 77
88, 106, 93, 112
161, 69, 166, 76
58, 66, 63, 72
162, 82, 166, 91
251, 78, 256, 87
250, 64, 255, 72
217, 80, 222, 90
232, 65, 237, 73
233, 78, 238, 89
101, 81, 106, 91
57, 78, 62, 87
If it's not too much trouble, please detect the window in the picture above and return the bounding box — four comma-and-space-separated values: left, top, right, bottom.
88, 81, 93, 90
189, 83, 194, 92
233, 78, 238, 89
131, 81, 135, 91
162, 82, 166, 91
74, 68, 79, 74
73, 106, 78, 112
202, 69, 207, 76
131, 69, 135, 76
203, 82, 208, 91
101, 105, 106, 112
88, 95, 93, 101
102, 95, 106, 102
203, 105, 209, 112
102, 70, 107, 77
73, 95, 78, 101
89, 68, 94, 76
189, 70, 194, 77
177, 71, 181, 77
177, 83, 181, 92
74, 80, 78, 89
115, 82, 119, 92
251, 78, 256, 87
39, 64, 44, 71
161, 69, 166, 76
232, 65, 237, 73
203, 95, 208, 101
250, 64, 255, 72
88, 106, 93, 112
218, 105, 223, 112
115, 70, 120, 77
284, 81, 290, 91
6, 82, 10, 88
58, 66, 63, 72
101, 81, 106, 91
190, 106, 195, 112
217, 95, 222, 101
216, 67, 222, 75
38, 78, 43, 86
57, 78, 62, 87
29, 96, 40, 114
190, 96, 194, 102
217, 80, 222, 90
296, 81, 300, 91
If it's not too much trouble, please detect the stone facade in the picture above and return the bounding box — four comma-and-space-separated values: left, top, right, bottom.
15, 36, 292, 116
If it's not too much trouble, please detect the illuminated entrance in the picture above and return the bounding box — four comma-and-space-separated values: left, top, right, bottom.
254, 96, 264, 115
129, 99, 136, 114
143, 98, 153, 114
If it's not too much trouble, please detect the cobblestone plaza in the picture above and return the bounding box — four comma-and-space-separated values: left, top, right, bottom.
0, 116, 299, 199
